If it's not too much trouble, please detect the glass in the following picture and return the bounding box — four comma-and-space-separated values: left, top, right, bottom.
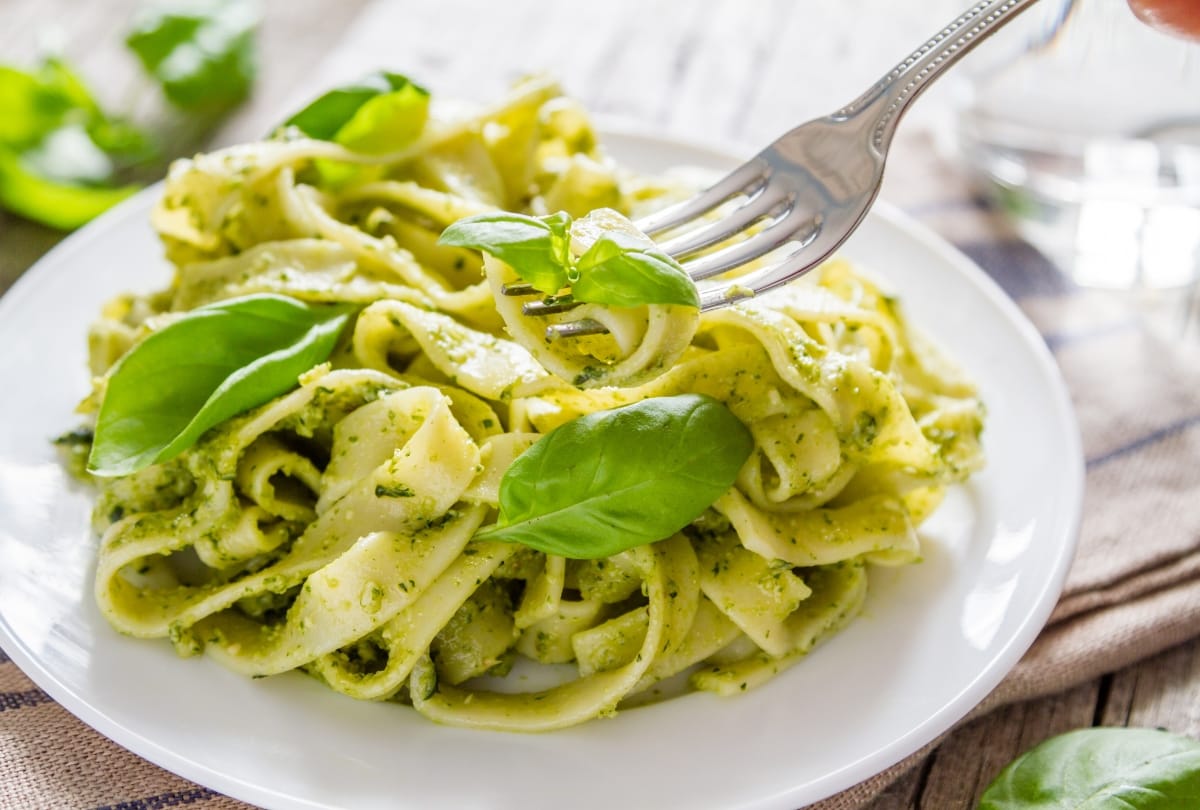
957, 0, 1200, 290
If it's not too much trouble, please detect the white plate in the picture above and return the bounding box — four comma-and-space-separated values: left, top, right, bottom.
0, 133, 1082, 809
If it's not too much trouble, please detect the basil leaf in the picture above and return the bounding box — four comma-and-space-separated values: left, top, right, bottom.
980, 728, 1200, 810
2, 59, 156, 169
126, 0, 259, 111
440, 208, 698, 308
573, 235, 699, 308
477, 394, 753, 559
281, 71, 429, 154
0, 146, 138, 230
0, 61, 91, 149
0, 59, 153, 228
438, 211, 572, 294
89, 294, 354, 477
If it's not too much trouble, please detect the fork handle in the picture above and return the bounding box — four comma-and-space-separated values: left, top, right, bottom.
839, 0, 1046, 152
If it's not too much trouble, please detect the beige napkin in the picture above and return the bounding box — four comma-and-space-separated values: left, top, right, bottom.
807, 136, 1200, 809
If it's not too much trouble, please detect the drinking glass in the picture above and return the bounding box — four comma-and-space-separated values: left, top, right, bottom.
957, 0, 1200, 289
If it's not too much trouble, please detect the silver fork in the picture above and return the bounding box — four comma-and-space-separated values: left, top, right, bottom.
510, 0, 1043, 339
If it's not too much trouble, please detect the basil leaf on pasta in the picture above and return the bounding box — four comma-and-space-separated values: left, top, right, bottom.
439, 211, 572, 294
478, 394, 753, 558
572, 235, 699, 308
281, 71, 429, 153
89, 294, 354, 476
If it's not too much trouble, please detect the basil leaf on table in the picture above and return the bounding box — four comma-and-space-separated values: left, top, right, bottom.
280, 71, 429, 154
573, 235, 699, 308
477, 394, 753, 559
979, 727, 1200, 810
126, 0, 260, 111
438, 211, 572, 294
0, 59, 151, 229
0, 60, 93, 148
89, 294, 355, 477
0, 147, 138, 230
10, 59, 155, 166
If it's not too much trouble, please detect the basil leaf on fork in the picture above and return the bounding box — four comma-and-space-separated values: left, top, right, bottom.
440, 208, 699, 309
572, 234, 699, 308
439, 211, 573, 294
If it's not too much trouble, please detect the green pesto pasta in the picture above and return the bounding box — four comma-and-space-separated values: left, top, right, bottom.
76, 76, 985, 731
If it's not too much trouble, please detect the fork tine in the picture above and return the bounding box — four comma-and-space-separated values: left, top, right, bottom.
545, 318, 607, 340
697, 235, 829, 311
683, 208, 821, 281
634, 158, 769, 237
523, 296, 578, 316
508, 0, 1044, 341
655, 187, 792, 260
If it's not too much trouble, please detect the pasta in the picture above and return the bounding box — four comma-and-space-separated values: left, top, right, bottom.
73, 76, 985, 731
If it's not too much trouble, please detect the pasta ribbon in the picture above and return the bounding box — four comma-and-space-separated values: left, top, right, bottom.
78, 80, 985, 731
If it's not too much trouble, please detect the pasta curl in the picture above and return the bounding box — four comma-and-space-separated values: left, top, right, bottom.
79, 80, 984, 731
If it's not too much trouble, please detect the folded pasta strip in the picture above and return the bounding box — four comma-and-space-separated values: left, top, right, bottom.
72, 77, 984, 731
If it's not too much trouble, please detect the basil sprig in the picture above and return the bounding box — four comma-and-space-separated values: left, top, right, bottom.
573, 232, 697, 308
477, 394, 752, 559
89, 294, 354, 477
280, 71, 429, 154
438, 211, 699, 309
439, 212, 572, 294
980, 727, 1200, 809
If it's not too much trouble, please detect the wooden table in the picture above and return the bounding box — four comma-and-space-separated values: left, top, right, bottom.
2, 1, 1198, 807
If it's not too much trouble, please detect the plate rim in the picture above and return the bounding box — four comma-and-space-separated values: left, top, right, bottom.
0, 128, 1084, 809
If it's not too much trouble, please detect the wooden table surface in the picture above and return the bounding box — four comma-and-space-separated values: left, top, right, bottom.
2, 1, 1198, 808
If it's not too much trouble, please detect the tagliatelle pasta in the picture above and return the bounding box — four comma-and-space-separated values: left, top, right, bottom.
73, 76, 984, 731
483, 208, 701, 388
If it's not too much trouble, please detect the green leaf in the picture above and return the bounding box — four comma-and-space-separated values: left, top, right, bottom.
438, 211, 572, 294
0, 58, 156, 228
0, 62, 87, 148
126, 0, 259, 111
89, 294, 355, 477
573, 235, 699, 308
281, 71, 429, 154
329, 80, 428, 153
477, 394, 753, 559
12, 59, 155, 168
440, 207, 698, 308
979, 728, 1200, 810
0, 145, 138, 230
86, 116, 159, 169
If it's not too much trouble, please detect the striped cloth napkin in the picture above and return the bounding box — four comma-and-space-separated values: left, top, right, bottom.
2, 130, 1198, 810
812, 132, 1200, 808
